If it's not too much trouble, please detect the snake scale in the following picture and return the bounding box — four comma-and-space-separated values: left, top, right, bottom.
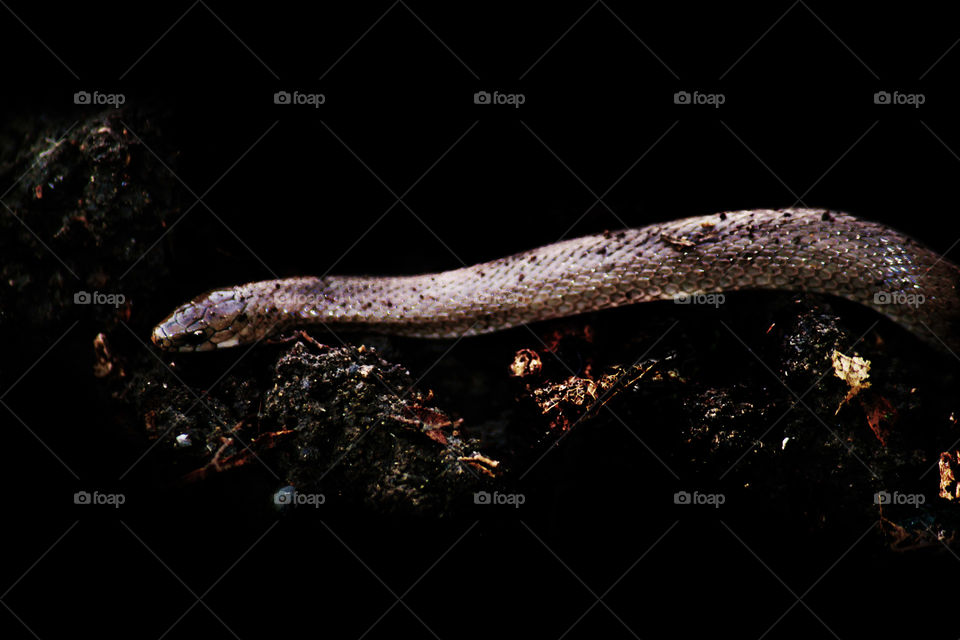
152, 208, 960, 352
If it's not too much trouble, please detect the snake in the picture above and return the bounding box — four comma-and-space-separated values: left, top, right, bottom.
151, 208, 960, 353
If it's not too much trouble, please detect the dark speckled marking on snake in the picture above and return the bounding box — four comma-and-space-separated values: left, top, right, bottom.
151, 208, 960, 353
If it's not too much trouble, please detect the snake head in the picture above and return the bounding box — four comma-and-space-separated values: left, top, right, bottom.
151, 289, 251, 351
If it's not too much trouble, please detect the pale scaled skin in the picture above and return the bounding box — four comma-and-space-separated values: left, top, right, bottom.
151, 208, 960, 352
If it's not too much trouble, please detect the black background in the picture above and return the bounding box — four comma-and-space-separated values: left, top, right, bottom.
3, 2, 960, 637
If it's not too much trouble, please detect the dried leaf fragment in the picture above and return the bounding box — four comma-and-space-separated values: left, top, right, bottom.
509, 348, 542, 378
831, 350, 871, 414
940, 451, 960, 501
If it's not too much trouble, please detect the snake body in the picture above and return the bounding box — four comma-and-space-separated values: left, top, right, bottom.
152, 209, 960, 352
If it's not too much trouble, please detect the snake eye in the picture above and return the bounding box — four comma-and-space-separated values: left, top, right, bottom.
182, 329, 210, 346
